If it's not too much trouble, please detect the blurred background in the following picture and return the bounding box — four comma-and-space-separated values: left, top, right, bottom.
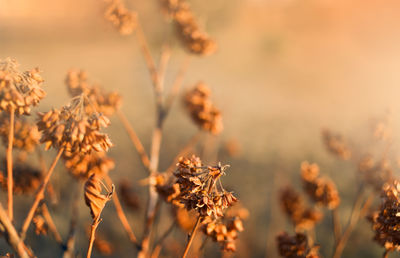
2, 0, 400, 257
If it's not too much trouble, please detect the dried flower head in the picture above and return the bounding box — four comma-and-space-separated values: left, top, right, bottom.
0, 58, 45, 115
280, 187, 322, 231
160, 0, 216, 55
301, 162, 340, 210
174, 155, 236, 218
369, 180, 400, 252
84, 173, 114, 220
0, 161, 42, 195
0, 115, 40, 152
201, 203, 248, 252
119, 181, 140, 211
373, 110, 392, 142
37, 95, 112, 156
276, 232, 320, 258
32, 215, 48, 236
184, 82, 223, 134
66, 69, 122, 116
359, 155, 392, 191
321, 129, 351, 160
104, 0, 137, 35
156, 174, 182, 207
63, 152, 115, 179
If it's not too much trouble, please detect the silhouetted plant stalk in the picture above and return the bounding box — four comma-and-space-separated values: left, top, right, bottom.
6, 106, 15, 220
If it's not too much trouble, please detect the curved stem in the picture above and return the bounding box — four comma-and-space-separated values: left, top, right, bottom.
182, 216, 201, 258
20, 148, 64, 240
86, 217, 101, 258
104, 174, 139, 247
7, 107, 15, 221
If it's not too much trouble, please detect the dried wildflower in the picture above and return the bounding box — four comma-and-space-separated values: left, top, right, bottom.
104, 0, 137, 35
359, 155, 392, 191
63, 152, 115, 180
160, 0, 216, 55
66, 70, 122, 116
0, 161, 42, 195
301, 162, 340, 210
280, 187, 322, 231
32, 215, 48, 236
369, 180, 400, 252
84, 173, 113, 220
37, 95, 112, 156
156, 174, 182, 207
0, 115, 40, 152
0, 58, 45, 115
373, 111, 392, 142
321, 129, 351, 160
276, 232, 320, 258
174, 155, 236, 218
119, 181, 140, 211
201, 203, 248, 252
184, 82, 223, 134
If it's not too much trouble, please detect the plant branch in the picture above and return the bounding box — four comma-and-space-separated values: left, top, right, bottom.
7, 106, 15, 221
104, 174, 139, 247
20, 147, 64, 240
182, 215, 201, 258
41, 203, 63, 244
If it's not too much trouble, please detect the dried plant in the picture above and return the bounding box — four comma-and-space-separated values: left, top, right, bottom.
104, 0, 137, 35
184, 83, 223, 134
321, 129, 351, 160
160, 0, 216, 55
276, 232, 320, 258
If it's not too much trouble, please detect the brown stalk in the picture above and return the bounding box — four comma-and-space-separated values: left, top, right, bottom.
158, 45, 171, 91
104, 174, 139, 247
182, 216, 201, 258
20, 147, 64, 240
0, 202, 31, 258
41, 203, 63, 244
117, 109, 151, 172
87, 216, 101, 258
7, 106, 15, 220
62, 183, 81, 258
333, 184, 365, 258
151, 221, 176, 258
332, 208, 341, 246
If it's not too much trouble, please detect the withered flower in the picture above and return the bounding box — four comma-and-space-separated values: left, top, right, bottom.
32, 215, 48, 236
0, 161, 42, 195
84, 173, 113, 220
359, 155, 392, 192
0, 114, 40, 152
104, 0, 137, 35
280, 187, 322, 231
369, 180, 400, 252
63, 152, 115, 180
184, 82, 223, 134
301, 162, 340, 210
37, 95, 112, 157
0, 58, 45, 115
321, 129, 351, 160
276, 232, 320, 258
160, 0, 216, 55
174, 155, 236, 218
119, 181, 140, 211
65, 69, 122, 116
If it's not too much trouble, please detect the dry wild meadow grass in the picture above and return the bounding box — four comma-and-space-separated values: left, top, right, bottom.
0, 0, 247, 257
2, 1, 400, 258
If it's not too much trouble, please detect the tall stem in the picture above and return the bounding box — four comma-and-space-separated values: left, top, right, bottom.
6, 107, 15, 220
86, 217, 101, 258
182, 215, 201, 258
20, 148, 64, 239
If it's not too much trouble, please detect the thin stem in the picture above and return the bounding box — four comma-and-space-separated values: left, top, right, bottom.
104, 174, 139, 247
158, 45, 171, 91
41, 203, 63, 244
0, 202, 31, 258
62, 182, 81, 258
383, 249, 390, 258
332, 208, 341, 246
333, 184, 365, 258
182, 215, 201, 258
7, 106, 15, 220
117, 110, 151, 172
20, 148, 64, 240
86, 217, 101, 258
